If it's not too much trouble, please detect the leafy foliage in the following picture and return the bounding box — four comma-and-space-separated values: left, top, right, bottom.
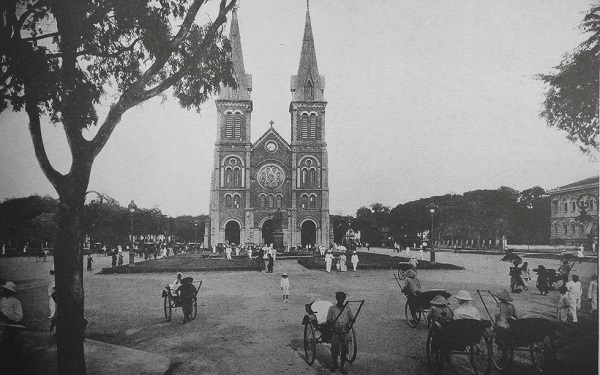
539, 4, 600, 155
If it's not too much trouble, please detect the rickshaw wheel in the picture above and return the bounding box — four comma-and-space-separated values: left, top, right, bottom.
405, 299, 421, 327
491, 332, 513, 371
426, 326, 444, 375
163, 294, 172, 322
190, 297, 198, 320
346, 326, 357, 364
303, 323, 317, 365
468, 331, 492, 375
530, 335, 555, 373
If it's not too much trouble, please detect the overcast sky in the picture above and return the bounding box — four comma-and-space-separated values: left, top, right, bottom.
0, 0, 598, 216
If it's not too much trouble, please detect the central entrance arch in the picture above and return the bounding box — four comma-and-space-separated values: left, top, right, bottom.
225, 220, 240, 245
262, 219, 273, 245
301, 220, 317, 248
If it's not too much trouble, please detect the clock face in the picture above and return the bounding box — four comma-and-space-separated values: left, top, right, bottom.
265, 141, 278, 152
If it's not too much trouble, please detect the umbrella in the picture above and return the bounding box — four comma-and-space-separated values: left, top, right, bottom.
500, 253, 522, 263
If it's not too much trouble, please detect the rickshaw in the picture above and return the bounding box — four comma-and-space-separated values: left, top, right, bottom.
426, 318, 493, 375
394, 271, 451, 328
302, 299, 365, 365
162, 277, 202, 322
477, 290, 557, 373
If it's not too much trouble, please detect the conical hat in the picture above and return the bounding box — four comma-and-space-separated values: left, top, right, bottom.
430, 295, 451, 306
494, 289, 512, 302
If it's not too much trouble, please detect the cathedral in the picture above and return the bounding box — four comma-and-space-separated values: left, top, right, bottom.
204, 5, 330, 249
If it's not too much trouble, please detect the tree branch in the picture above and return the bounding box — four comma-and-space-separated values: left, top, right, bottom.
21, 32, 59, 42
77, 38, 141, 58
26, 103, 63, 189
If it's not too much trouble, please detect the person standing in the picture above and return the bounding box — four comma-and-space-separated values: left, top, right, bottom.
535, 265, 549, 295
325, 250, 334, 273
327, 291, 354, 374
405, 246, 411, 257
280, 273, 290, 303
588, 275, 598, 316
339, 252, 347, 272
419, 247, 424, 261
118, 253, 124, 266
111, 252, 117, 267
86, 254, 93, 271
520, 262, 530, 291
247, 247, 253, 259
0, 281, 24, 374
557, 286, 570, 323
179, 278, 196, 324
267, 254, 274, 273
566, 274, 582, 323
225, 246, 232, 260
48, 270, 56, 319
350, 251, 359, 272
558, 259, 572, 285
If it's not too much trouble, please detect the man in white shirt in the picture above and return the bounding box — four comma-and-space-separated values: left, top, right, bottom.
325, 251, 334, 273
566, 274, 583, 323
452, 290, 481, 320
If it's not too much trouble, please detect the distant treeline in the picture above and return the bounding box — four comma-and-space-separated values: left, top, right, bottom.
331, 186, 550, 248
0, 194, 207, 250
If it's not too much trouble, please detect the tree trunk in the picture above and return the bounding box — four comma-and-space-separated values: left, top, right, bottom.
54, 181, 87, 375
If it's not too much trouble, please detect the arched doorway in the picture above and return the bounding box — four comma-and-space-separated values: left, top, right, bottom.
301, 220, 317, 248
262, 219, 273, 245
225, 221, 240, 245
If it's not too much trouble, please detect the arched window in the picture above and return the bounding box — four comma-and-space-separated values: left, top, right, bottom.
233, 113, 242, 139
572, 201, 576, 211
563, 223, 568, 234
259, 195, 266, 209
580, 223, 585, 235
309, 168, 316, 188
225, 112, 233, 139
571, 223, 576, 234
301, 195, 308, 208
233, 195, 240, 208
563, 200, 568, 213
309, 195, 316, 208
232, 167, 242, 188
553, 224, 558, 236
225, 168, 233, 186
301, 168, 307, 187
309, 113, 317, 139
225, 195, 232, 208
301, 113, 308, 139
268, 195, 274, 209
275, 195, 282, 208
305, 79, 314, 100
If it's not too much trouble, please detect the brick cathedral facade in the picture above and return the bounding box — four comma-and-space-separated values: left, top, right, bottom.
204, 6, 330, 248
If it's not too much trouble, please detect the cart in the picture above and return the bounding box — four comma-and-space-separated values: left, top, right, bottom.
426, 318, 493, 375
301, 299, 365, 366
162, 277, 202, 322
477, 290, 557, 373
394, 272, 451, 327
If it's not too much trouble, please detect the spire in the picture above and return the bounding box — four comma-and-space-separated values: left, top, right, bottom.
218, 7, 252, 101
290, 3, 325, 102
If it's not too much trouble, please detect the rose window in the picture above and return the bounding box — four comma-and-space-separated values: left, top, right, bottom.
257, 164, 285, 190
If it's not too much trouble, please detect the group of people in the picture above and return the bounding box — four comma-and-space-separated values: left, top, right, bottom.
324, 250, 359, 273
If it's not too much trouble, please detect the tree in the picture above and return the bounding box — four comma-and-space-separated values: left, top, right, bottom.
0, 1, 237, 373
539, 4, 599, 156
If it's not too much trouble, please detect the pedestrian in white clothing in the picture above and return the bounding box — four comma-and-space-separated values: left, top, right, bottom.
405, 247, 411, 257
419, 248, 424, 260
247, 247, 253, 259
566, 274, 582, 322
588, 275, 598, 315
325, 251, 334, 273
351, 251, 359, 272
225, 246, 232, 260
280, 273, 290, 303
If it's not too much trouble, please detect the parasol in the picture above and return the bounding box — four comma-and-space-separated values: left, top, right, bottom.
500, 253, 522, 263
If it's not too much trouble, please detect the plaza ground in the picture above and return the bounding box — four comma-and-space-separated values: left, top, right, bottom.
0, 248, 597, 374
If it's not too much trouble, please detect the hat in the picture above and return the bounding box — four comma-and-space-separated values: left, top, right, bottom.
494, 290, 513, 302
404, 269, 417, 278
430, 295, 451, 306
352, 251, 357, 254
453, 290, 473, 301
1, 281, 16, 293
282, 273, 288, 278
335, 291, 347, 300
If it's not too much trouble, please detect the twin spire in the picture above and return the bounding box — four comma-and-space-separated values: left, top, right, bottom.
219, 3, 325, 103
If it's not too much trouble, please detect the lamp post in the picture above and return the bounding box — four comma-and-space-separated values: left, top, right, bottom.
427, 203, 437, 263
128, 200, 137, 265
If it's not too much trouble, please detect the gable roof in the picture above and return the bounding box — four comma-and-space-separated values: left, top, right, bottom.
253, 125, 291, 151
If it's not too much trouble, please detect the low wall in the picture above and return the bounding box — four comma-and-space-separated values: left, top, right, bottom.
506, 244, 578, 253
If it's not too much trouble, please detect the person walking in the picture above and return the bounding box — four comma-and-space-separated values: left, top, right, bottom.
557, 285, 570, 323
280, 273, 290, 303
339, 252, 347, 272
325, 250, 334, 273
327, 291, 355, 374
534, 265, 550, 295
520, 262, 530, 291
588, 275, 598, 316
267, 254, 274, 273
118, 253, 124, 266
179, 278, 196, 324
566, 274, 582, 323
558, 259, 573, 285
86, 254, 93, 271
350, 251, 359, 272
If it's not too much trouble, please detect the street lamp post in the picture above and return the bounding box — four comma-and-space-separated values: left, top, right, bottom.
128, 200, 137, 265
427, 203, 437, 264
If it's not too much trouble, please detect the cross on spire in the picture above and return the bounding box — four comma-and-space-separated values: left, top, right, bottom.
269, 120, 274, 127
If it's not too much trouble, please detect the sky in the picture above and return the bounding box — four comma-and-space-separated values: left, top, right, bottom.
0, 0, 598, 217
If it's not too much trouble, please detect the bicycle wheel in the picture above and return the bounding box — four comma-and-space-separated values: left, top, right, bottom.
190, 297, 198, 320
530, 334, 555, 373
304, 323, 316, 365
163, 294, 172, 322
468, 332, 492, 375
346, 326, 357, 363
426, 325, 444, 375
405, 299, 421, 327
491, 332, 513, 371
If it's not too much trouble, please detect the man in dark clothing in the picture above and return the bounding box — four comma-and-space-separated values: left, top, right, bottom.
111, 252, 117, 267
327, 291, 354, 374
178, 279, 196, 324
